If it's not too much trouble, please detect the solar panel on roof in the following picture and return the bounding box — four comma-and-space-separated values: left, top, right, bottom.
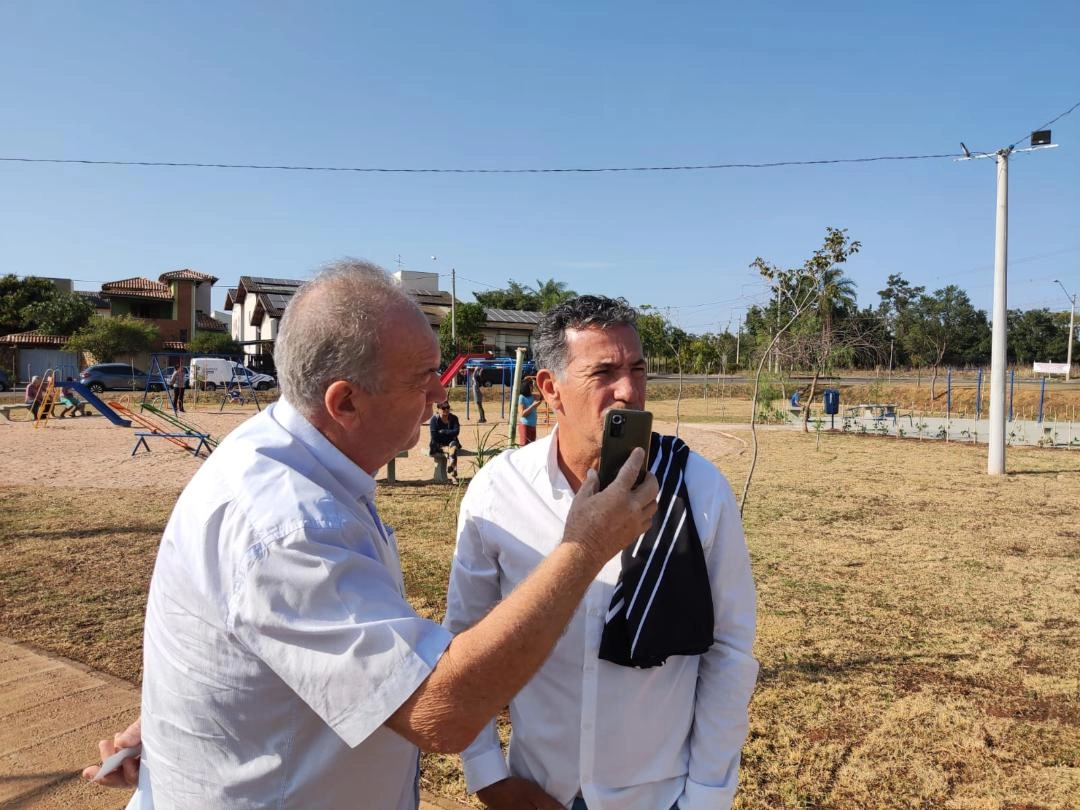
248, 276, 304, 289
485, 308, 542, 324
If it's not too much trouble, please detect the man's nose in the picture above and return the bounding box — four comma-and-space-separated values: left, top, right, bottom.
430, 376, 448, 403
612, 372, 638, 404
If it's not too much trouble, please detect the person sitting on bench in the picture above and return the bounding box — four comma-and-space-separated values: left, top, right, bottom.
25, 376, 44, 419
429, 400, 462, 483
59, 378, 86, 417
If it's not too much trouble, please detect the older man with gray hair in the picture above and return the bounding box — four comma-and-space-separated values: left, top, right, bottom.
86, 262, 658, 809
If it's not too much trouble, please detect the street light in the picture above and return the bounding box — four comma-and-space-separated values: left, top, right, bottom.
958, 130, 1058, 474
1054, 279, 1077, 382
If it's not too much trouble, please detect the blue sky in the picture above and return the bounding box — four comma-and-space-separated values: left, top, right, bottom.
2, 1, 1078, 334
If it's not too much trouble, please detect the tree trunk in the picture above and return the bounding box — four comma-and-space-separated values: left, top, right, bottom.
930, 364, 939, 400
801, 369, 821, 432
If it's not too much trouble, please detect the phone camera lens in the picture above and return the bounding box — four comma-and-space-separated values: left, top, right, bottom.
611, 414, 624, 426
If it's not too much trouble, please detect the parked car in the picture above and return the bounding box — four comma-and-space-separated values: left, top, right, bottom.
79, 363, 163, 393
0, 369, 10, 392
190, 357, 276, 391
473, 360, 536, 387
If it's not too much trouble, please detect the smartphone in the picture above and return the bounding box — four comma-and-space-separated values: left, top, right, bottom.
597, 408, 653, 490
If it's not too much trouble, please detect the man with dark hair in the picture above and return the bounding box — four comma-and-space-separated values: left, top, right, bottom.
84, 266, 659, 809
446, 295, 758, 810
430, 400, 463, 483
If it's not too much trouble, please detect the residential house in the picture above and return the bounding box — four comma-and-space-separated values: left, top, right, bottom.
220, 269, 540, 375
224, 276, 305, 371
1, 269, 222, 382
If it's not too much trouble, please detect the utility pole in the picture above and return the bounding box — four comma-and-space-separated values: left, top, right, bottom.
1054, 279, 1076, 381
451, 266, 457, 352
959, 130, 1058, 476
987, 148, 1009, 476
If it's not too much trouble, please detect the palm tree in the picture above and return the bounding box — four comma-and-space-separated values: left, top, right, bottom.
816, 265, 858, 346
532, 278, 577, 311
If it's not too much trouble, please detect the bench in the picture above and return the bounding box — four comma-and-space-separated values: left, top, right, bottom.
131, 431, 212, 458
0, 404, 31, 421
385, 451, 408, 484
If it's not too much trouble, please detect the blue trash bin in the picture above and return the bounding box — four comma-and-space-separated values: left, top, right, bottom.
823, 388, 840, 415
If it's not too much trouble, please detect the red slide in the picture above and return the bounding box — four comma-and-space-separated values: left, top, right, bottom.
440, 353, 491, 387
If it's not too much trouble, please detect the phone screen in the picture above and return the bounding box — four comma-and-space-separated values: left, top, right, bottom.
597, 408, 653, 489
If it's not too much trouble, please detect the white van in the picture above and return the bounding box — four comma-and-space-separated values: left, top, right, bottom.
190, 358, 276, 391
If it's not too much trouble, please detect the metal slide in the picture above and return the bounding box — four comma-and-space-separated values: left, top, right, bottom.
60, 382, 133, 426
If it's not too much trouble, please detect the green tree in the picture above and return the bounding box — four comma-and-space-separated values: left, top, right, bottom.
635, 307, 672, 361
64, 315, 159, 362
474, 280, 538, 310
750, 227, 862, 428
439, 302, 488, 365
188, 330, 242, 356
902, 286, 990, 397
0, 275, 61, 335
533, 278, 577, 311
21, 290, 95, 335
877, 273, 925, 370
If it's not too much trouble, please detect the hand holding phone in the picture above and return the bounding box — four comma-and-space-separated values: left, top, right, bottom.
597, 408, 653, 489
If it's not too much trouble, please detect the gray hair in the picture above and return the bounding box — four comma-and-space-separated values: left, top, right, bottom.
274, 258, 422, 416
532, 295, 639, 378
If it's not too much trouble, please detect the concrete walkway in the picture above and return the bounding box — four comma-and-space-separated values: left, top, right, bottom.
0, 638, 465, 809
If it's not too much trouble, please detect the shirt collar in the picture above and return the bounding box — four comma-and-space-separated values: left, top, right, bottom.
270, 398, 377, 505
542, 423, 575, 497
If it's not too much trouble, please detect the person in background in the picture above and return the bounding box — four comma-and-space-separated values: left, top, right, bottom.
82, 262, 658, 810
429, 399, 463, 484
24, 375, 43, 418
445, 295, 758, 810
59, 377, 85, 417
517, 378, 540, 445
169, 360, 186, 412
472, 368, 487, 423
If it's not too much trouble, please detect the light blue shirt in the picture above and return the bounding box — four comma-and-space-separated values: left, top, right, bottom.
519, 394, 538, 427
137, 399, 453, 809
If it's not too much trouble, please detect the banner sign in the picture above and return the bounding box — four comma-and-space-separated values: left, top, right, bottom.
1033, 362, 1069, 375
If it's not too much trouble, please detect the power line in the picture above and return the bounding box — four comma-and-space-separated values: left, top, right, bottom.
0, 152, 960, 175
1007, 98, 1080, 150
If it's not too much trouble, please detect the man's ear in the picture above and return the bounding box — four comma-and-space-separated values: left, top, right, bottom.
323, 379, 364, 430
534, 369, 561, 412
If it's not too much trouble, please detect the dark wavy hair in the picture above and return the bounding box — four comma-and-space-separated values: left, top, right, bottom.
532, 295, 639, 377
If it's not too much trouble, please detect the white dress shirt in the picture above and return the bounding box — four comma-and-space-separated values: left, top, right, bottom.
137, 399, 453, 809
445, 427, 758, 810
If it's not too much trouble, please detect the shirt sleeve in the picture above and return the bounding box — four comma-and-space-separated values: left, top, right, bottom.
681, 460, 759, 810
227, 520, 453, 749
443, 479, 511, 793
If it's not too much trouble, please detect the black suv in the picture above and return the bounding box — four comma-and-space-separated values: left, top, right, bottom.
473, 360, 536, 387
79, 363, 164, 393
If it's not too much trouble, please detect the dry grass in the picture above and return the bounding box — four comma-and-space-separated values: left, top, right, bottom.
1, 400, 1078, 808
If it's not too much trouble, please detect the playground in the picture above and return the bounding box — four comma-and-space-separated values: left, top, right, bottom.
0, 383, 1077, 808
